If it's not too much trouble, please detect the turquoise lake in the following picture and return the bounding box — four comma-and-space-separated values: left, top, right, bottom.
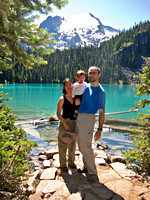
2, 83, 149, 159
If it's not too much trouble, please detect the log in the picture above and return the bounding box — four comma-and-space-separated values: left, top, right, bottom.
15, 109, 139, 126
103, 124, 142, 132
104, 118, 140, 125
96, 109, 139, 116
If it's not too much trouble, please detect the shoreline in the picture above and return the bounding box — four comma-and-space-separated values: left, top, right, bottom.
18, 120, 134, 161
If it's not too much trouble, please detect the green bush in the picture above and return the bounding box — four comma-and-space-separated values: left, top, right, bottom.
123, 65, 150, 175
0, 85, 37, 191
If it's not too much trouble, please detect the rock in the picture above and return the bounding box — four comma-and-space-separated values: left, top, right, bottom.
96, 141, 108, 149
43, 160, 51, 168
98, 169, 121, 183
0, 191, 12, 200
110, 162, 136, 178
49, 184, 70, 200
92, 185, 115, 200
110, 162, 126, 170
33, 161, 41, 168
111, 156, 126, 164
29, 193, 42, 200
44, 193, 51, 198
94, 150, 108, 160
53, 154, 60, 167
48, 116, 58, 122
42, 180, 65, 194
40, 168, 57, 180
44, 150, 58, 159
106, 153, 112, 164
95, 157, 106, 165
67, 192, 82, 200
17, 148, 149, 200
27, 170, 42, 188
141, 192, 150, 200
36, 180, 50, 193
105, 179, 133, 200
38, 155, 47, 161
26, 186, 36, 196
84, 192, 97, 200
133, 186, 149, 196
112, 194, 124, 200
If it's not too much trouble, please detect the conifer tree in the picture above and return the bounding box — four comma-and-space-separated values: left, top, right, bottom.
123, 64, 150, 175
0, 0, 68, 70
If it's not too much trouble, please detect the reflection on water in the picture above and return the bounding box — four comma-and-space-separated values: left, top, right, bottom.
22, 121, 134, 160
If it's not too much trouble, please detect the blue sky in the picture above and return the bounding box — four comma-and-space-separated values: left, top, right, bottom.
38, 0, 150, 31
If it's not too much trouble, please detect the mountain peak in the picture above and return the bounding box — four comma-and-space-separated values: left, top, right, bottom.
39, 13, 119, 50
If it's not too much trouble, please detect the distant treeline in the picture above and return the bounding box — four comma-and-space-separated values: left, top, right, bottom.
1, 21, 150, 84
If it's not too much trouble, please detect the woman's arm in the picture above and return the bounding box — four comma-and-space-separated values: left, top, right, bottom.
57, 96, 70, 131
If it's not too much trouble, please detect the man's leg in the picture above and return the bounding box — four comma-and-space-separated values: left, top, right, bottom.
77, 113, 97, 175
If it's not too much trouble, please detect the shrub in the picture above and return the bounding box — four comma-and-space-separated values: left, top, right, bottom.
123, 65, 150, 175
0, 85, 37, 191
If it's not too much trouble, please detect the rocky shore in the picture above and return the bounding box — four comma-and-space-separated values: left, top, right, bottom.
1, 142, 149, 200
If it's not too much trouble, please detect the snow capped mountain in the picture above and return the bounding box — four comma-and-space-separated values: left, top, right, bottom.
39, 12, 119, 50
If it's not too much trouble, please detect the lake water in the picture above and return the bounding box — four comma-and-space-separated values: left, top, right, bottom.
2, 83, 149, 159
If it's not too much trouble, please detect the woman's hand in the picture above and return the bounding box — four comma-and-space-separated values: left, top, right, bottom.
63, 122, 71, 131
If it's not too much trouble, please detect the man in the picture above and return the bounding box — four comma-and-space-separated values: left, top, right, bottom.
76, 66, 105, 182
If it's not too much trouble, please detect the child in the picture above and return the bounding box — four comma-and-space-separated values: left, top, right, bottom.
72, 70, 87, 118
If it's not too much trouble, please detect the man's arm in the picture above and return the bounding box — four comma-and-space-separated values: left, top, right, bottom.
94, 108, 105, 141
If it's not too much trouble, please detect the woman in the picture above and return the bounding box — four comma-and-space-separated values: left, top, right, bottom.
57, 78, 77, 172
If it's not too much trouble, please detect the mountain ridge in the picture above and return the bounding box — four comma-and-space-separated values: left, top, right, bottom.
39, 12, 120, 49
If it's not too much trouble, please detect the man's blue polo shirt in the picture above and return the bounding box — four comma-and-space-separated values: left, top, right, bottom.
78, 83, 105, 114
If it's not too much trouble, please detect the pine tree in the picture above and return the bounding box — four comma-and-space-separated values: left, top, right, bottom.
123, 64, 150, 175
0, 0, 68, 70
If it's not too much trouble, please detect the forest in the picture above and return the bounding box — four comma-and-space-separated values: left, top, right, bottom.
0, 20, 150, 84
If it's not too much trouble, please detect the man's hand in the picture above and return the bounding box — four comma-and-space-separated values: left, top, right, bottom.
75, 98, 81, 106
94, 129, 102, 141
